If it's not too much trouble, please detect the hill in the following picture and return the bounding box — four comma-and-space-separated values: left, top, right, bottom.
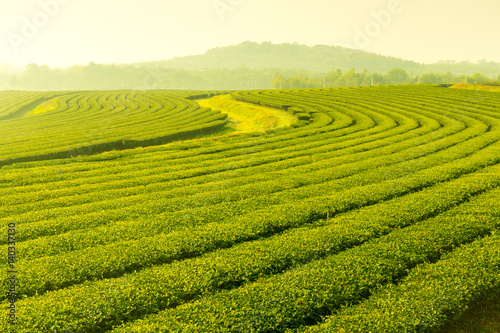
137, 41, 419, 73
136, 41, 500, 77
2, 42, 500, 91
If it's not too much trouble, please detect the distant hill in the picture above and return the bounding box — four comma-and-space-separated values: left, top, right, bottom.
2, 42, 500, 91
135, 41, 500, 77
136, 41, 419, 74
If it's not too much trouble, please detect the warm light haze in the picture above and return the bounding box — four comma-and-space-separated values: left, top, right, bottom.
1, 0, 499, 68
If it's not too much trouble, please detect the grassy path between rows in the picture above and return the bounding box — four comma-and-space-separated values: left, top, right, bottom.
197, 94, 298, 133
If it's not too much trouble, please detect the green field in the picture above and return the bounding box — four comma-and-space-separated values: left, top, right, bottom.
1, 85, 499, 332
0, 90, 228, 165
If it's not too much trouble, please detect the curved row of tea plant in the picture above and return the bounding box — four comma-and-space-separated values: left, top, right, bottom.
4, 116, 492, 262
2, 104, 491, 257
108, 172, 500, 333
302, 189, 500, 333
0, 102, 482, 246
3, 163, 500, 332
1, 85, 499, 332
0, 90, 228, 165
0, 91, 59, 119
0, 88, 437, 229
1, 84, 492, 217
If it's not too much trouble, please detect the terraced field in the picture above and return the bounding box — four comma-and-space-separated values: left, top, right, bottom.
0, 90, 228, 165
1, 85, 499, 332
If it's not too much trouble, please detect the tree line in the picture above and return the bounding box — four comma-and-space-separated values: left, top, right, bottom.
1, 62, 499, 91
0, 63, 294, 91
271, 68, 500, 89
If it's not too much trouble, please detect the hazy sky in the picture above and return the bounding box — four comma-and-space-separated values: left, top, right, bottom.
1, 0, 499, 68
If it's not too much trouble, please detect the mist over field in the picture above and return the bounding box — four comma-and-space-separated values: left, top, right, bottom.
1, 41, 500, 91
1, 0, 499, 90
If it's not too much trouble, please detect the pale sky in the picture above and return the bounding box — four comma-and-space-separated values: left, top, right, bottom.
1, 0, 499, 68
